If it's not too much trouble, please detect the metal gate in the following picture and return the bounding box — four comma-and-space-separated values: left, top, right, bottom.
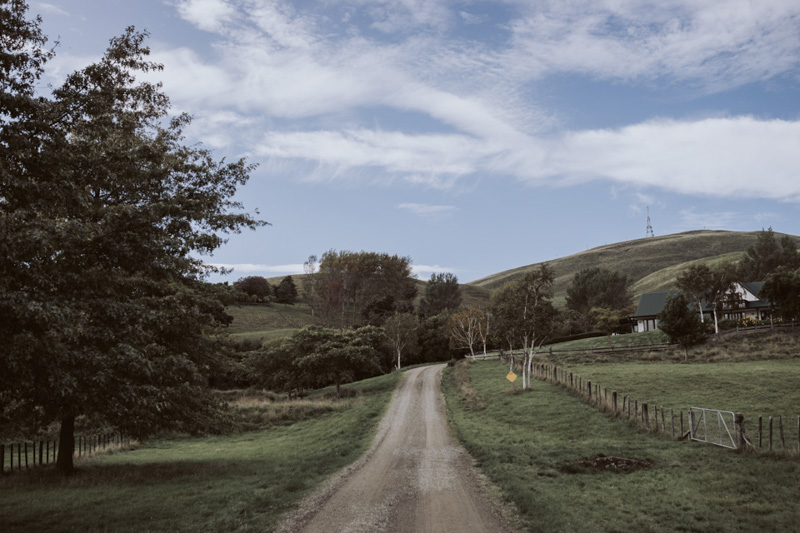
689, 407, 737, 449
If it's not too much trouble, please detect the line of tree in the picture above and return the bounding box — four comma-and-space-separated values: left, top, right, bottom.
232, 275, 298, 304
1, 3, 265, 474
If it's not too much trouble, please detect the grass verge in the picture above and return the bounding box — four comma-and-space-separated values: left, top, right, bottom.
443, 360, 800, 532
0, 372, 401, 533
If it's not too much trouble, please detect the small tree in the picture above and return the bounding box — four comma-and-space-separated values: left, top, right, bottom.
566, 267, 632, 331
383, 312, 419, 370
590, 307, 630, 347
658, 293, 706, 362
449, 306, 484, 358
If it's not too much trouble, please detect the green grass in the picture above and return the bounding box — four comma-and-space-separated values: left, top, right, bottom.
563, 359, 800, 419
0, 372, 401, 533
443, 360, 800, 532
544, 329, 669, 351
225, 303, 319, 340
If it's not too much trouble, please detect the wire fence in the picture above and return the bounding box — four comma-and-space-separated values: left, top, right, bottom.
1, 433, 132, 474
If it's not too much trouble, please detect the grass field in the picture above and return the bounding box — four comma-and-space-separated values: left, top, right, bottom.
443, 360, 800, 532
225, 303, 320, 343
0, 372, 401, 533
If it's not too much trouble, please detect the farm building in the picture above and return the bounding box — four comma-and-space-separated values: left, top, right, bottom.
632, 282, 772, 332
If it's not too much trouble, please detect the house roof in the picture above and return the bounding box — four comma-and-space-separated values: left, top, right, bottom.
632, 290, 677, 318
633, 281, 771, 318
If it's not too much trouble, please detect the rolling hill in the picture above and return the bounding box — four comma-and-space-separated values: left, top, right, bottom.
468, 230, 800, 308
228, 230, 798, 340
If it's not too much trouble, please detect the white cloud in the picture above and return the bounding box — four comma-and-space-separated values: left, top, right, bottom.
412, 264, 458, 276
210, 263, 305, 276
175, 0, 237, 33
537, 117, 800, 201
502, 0, 800, 89
397, 203, 457, 217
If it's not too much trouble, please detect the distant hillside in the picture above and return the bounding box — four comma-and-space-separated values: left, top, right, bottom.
468, 230, 800, 308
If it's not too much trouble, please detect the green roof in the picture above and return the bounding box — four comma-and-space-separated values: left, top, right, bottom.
632, 290, 677, 318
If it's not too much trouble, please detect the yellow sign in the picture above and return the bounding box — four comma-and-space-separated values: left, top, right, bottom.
506, 371, 517, 383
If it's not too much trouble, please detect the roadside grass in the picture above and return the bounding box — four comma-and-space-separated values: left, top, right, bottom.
443, 360, 800, 532
0, 372, 401, 533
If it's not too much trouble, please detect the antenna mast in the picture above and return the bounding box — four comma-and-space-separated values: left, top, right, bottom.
646, 206, 655, 238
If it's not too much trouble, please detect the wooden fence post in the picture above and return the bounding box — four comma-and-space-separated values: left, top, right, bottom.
39, 440, 43, 465
735, 413, 745, 449
688, 410, 695, 439
671, 409, 675, 436
1, 444, 4, 474
681, 411, 684, 436
642, 403, 649, 428
779, 416, 786, 451
759, 416, 763, 448
661, 407, 666, 432
769, 416, 773, 451
612, 391, 618, 414
587, 381, 592, 401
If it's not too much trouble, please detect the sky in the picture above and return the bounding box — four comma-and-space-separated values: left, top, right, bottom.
30, 0, 800, 283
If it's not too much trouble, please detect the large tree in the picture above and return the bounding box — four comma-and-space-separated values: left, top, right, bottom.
761, 267, 800, 323
419, 272, 462, 318
565, 267, 632, 330
274, 275, 298, 305
314, 250, 417, 328
0, 11, 264, 473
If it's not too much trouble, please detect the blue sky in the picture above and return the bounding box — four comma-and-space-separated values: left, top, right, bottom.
32, 0, 800, 283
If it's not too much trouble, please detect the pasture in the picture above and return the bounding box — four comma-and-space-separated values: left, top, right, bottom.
443, 358, 800, 532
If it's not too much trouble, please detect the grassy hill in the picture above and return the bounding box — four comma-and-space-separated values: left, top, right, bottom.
469, 230, 800, 308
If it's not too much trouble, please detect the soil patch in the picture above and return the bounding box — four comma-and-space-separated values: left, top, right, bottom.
562, 454, 653, 474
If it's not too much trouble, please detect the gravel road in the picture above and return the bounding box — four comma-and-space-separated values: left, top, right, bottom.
277, 364, 514, 533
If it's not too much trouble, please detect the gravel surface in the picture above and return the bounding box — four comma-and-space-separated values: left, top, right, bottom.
276, 364, 514, 533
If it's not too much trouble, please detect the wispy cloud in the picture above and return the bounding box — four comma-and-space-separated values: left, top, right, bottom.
210, 263, 305, 276
150, 1, 800, 198
412, 264, 459, 277
397, 203, 457, 218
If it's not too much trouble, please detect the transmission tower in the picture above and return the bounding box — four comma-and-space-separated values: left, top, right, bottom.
646, 206, 655, 238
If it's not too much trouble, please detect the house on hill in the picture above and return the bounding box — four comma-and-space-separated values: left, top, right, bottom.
632, 282, 772, 332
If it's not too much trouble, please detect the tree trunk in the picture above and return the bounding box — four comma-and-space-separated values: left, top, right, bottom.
336, 381, 341, 397
698, 302, 704, 322
712, 308, 719, 335
56, 414, 75, 474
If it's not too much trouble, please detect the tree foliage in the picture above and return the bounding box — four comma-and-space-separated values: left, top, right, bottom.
383, 312, 419, 369
419, 272, 462, 318
676, 263, 736, 334
761, 267, 800, 323
234, 276, 272, 301
249, 326, 388, 395
0, 10, 265, 473
449, 306, 485, 357
565, 267, 631, 330
658, 293, 707, 361
274, 275, 298, 305
314, 250, 417, 328
490, 265, 558, 389
589, 307, 630, 346
737, 228, 800, 281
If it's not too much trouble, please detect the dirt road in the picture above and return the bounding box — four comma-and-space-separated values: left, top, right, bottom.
278, 365, 513, 533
